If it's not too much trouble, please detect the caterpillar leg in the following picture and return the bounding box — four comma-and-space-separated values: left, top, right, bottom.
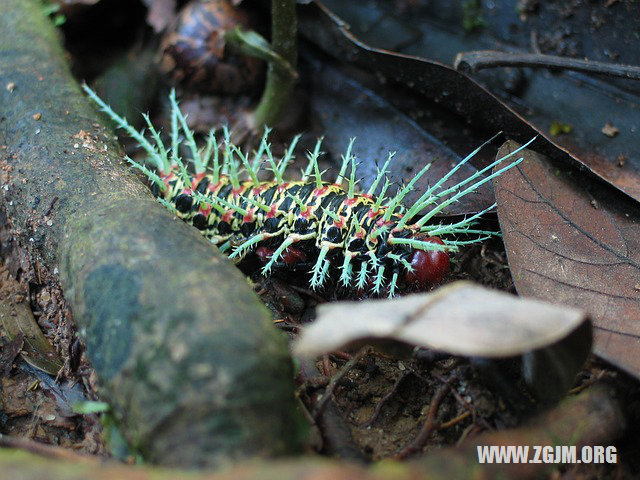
310, 245, 331, 290
355, 260, 369, 290
339, 253, 355, 286
388, 271, 400, 298
260, 230, 317, 274
371, 264, 386, 295
228, 233, 270, 260
218, 240, 232, 253
261, 236, 295, 274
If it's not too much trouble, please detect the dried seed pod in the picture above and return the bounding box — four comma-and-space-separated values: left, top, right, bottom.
160, 0, 263, 94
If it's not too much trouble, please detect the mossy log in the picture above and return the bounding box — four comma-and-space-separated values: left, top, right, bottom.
0, 0, 305, 468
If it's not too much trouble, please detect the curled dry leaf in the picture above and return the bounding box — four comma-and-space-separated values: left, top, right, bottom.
0, 300, 63, 376
294, 281, 588, 359
494, 141, 640, 378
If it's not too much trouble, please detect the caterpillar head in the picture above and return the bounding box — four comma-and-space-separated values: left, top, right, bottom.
403, 236, 450, 288
384, 227, 451, 290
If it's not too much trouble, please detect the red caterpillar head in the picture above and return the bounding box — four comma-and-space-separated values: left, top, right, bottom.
403, 236, 450, 289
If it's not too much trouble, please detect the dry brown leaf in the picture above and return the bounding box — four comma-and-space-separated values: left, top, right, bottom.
294, 281, 588, 358
494, 141, 640, 377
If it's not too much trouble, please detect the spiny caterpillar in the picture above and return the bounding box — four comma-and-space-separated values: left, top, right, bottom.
84, 86, 533, 297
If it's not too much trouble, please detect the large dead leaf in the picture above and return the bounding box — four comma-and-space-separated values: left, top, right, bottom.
300, 1, 640, 204
294, 281, 588, 358
494, 141, 640, 377
309, 61, 496, 215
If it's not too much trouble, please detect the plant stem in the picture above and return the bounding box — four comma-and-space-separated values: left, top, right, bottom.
252, 0, 297, 129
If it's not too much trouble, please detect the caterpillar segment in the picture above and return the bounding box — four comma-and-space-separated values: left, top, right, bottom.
83, 85, 535, 297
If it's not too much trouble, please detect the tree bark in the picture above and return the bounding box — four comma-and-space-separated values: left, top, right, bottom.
0, 0, 305, 468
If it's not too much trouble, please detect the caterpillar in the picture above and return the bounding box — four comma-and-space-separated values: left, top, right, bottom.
84, 86, 533, 297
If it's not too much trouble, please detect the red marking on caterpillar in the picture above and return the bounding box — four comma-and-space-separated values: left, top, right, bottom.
191, 172, 206, 189
199, 204, 212, 217
314, 185, 329, 196
300, 208, 312, 220
256, 246, 307, 267
368, 209, 381, 219
266, 205, 278, 218
221, 210, 234, 223
333, 217, 346, 229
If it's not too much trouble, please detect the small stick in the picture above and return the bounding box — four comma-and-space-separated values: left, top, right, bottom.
438, 411, 471, 430
331, 351, 353, 361
568, 369, 606, 395
0, 434, 95, 464
313, 347, 370, 419
454, 50, 640, 81
432, 371, 487, 429
360, 371, 414, 428
321, 354, 333, 377
395, 383, 452, 459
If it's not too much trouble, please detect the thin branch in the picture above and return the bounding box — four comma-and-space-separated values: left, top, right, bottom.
455, 50, 640, 81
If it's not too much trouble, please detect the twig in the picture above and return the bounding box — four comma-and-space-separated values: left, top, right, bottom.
0, 434, 95, 463
360, 371, 414, 427
312, 347, 370, 419
321, 354, 333, 377
395, 383, 452, 459
454, 50, 640, 81
432, 371, 485, 428
296, 356, 366, 461
568, 369, 606, 395
438, 411, 471, 430
456, 423, 483, 446
330, 351, 353, 361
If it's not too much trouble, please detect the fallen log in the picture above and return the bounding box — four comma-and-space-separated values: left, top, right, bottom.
0, 384, 626, 479
0, 0, 305, 468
